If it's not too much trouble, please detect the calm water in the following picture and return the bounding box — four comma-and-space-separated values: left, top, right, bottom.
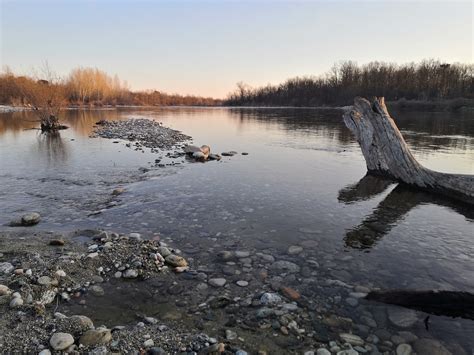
0, 107, 473, 352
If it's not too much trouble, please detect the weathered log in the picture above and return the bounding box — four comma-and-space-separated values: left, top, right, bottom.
343, 97, 474, 205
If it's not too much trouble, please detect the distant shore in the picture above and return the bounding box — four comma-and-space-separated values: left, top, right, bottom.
2, 98, 473, 114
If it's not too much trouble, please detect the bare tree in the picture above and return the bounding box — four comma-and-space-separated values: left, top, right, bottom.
19, 64, 65, 131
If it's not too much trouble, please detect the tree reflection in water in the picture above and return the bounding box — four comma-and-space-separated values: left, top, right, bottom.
36, 130, 68, 164
339, 173, 474, 250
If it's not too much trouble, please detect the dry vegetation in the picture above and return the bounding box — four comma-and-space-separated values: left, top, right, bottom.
225, 60, 474, 108
0, 66, 220, 110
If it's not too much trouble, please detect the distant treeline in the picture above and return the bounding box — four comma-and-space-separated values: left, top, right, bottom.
224, 60, 474, 107
0, 67, 219, 107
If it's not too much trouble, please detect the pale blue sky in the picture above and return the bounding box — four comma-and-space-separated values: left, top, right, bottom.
1, 0, 472, 98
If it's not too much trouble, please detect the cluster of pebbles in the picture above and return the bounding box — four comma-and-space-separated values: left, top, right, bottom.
93, 119, 192, 153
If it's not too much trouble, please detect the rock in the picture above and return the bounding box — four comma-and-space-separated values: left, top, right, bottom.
200, 145, 210, 155
50, 333, 74, 351
39, 350, 52, 355
20, 212, 41, 226
236, 280, 249, 287
270, 260, 300, 273
339, 333, 365, 346
217, 250, 234, 260
90, 285, 105, 297
208, 154, 221, 160
260, 292, 282, 305
413, 338, 452, 355
235, 251, 250, 258
79, 329, 112, 347
123, 269, 138, 278
129, 232, 141, 240
49, 239, 65, 246
55, 270, 66, 278
288, 245, 303, 255
317, 349, 331, 355
10, 297, 23, 308
193, 151, 206, 160
157, 246, 171, 257
165, 254, 187, 267
40, 289, 57, 305
58, 315, 94, 335
225, 329, 237, 340
37, 276, 52, 286
112, 187, 125, 196
114, 271, 122, 278
209, 278, 227, 287
256, 307, 275, 318
345, 297, 358, 307
0, 262, 14, 274
144, 339, 154, 347
388, 307, 418, 328
221, 151, 236, 156
0, 285, 10, 296
396, 343, 413, 355
235, 351, 248, 355
148, 347, 167, 355
184, 145, 201, 154
281, 287, 301, 300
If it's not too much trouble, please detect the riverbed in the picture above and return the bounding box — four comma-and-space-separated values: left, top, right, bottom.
0, 106, 473, 354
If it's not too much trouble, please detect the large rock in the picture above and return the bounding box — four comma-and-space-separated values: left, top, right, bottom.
260, 292, 282, 305
20, 213, 41, 226
79, 329, 112, 347
50, 332, 74, 351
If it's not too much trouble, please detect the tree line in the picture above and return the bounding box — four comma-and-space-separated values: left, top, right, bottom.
224, 60, 474, 107
0, 66, 220, 108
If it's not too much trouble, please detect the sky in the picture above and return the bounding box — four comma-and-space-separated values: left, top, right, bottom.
1, 0, 472, 98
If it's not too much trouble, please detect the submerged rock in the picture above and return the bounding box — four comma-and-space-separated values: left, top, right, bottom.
10, 212, 41, 226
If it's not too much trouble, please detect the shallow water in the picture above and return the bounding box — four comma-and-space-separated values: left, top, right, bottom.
1, 107, 473, 352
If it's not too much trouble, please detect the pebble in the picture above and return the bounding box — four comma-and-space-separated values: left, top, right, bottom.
225, 329, 237, 340
270, 260, 300, 273
208, 278, 227, 287
339, 333, 365, 346
0, 285, 10, 296
235, 251, 250, 258
0, 262, 14, 274
79, 329, 113, 346
260, 292, 282, 305
10, 297, 23, 308
388, 307, 418, 328
317, 349, 331, 355
55, 270, 66, 278
114, 271, 122, 278
129, 233, 142, 240
39, 350, 52, 355
90, 285, 105, 297
157, 246, 171, 257
50, 333, 74, 351
37, 276, 52, 286
288, 245, 303, 255
21, 212, 41, 226
123, 269, 138, 278
281, 287, 301, 300
396, 343, 413, 355
236, 280, 249, 287
165, 254, 187, 267
144, 339, 155, 347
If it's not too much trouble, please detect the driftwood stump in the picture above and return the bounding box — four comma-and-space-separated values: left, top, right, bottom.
343, 97, 474, 205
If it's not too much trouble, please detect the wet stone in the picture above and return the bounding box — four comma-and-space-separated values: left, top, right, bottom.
388, 307, 418, 328
50, 333, 74, 351
208, 278, 227, 287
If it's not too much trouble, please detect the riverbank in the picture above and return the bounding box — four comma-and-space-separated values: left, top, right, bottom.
0, 227, 462, 354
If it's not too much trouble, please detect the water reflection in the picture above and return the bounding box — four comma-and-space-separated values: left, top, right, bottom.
35, 131, 68, 164
339, 174, 474, 250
